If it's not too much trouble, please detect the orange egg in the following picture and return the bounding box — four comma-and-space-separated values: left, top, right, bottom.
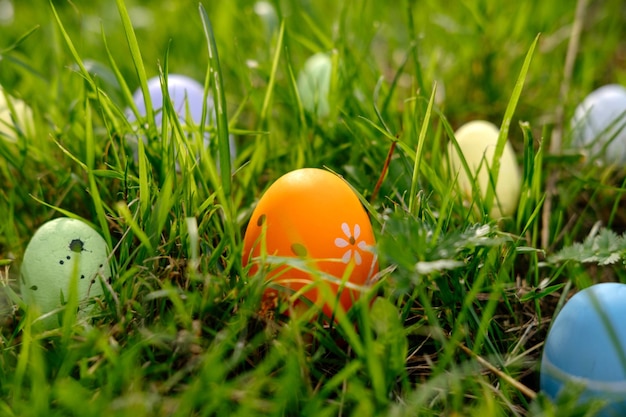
242, 168, 379, 319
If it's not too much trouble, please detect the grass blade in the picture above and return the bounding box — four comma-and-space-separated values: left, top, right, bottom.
0, 25, 39, 55
101, 22, 140, 126
137, 131, 150, 220
50, 2, 96, 91
85, 96, 113, 249
115, 0, 154, 126
199, 3, 232, 196
260, 20, 285, 123
409, 83, 436, 214
115, 201, 154, 254
484, 34, 540, 215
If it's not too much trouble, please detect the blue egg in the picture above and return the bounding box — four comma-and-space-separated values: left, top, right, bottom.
130, 74, 210, 127
541, 283, 626, 415
571, 84, 626, 165
126, 74, 235, 168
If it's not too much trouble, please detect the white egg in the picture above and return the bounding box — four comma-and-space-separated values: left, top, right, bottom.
297, 53, 332, 118
447, 120, 521, 218
20, 217, 111, 329
571, 84, 626, 165
0, 87, 33, 142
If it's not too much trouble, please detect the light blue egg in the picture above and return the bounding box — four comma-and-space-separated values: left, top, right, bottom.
130, 74, 210, 127
541, 282, 626, 415
126, 74, 235, 168
571, 84, 626, 165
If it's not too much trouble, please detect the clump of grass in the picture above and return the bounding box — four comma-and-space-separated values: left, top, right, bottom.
0, 0, 625, 415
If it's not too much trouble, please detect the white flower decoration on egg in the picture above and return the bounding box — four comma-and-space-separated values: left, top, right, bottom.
334, 222, 370, 265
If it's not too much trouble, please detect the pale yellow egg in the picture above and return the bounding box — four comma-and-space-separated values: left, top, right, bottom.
447, 120, 521, 218
0, 87, 33, 141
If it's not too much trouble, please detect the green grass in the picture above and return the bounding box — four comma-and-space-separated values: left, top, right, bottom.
1, 0, 626, 415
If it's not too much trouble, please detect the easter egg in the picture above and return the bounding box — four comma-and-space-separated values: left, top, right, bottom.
127, 74, 236, 166
571, 84, 626, 165
130, 74, 209, 127
254, 1, 278, 39
20, 217, 112, 329
541, 283, 626, 415
297, 53, 332, 118
446, 120, 521, 218
242, 168, 378, 319
0, 87, 33, 142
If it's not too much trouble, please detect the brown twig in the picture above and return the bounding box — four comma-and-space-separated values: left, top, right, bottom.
370, 138, 398, 204
541, 0, 589, 249
458, 342, 537, 400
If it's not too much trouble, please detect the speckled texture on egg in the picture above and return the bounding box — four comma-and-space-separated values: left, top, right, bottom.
447, 120, 521, 218
20, 217, 111, 328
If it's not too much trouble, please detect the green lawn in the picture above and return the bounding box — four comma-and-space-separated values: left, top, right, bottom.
1, 0, 626, 415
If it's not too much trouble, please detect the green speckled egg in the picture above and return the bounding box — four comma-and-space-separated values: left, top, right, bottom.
20, 217, 111, 328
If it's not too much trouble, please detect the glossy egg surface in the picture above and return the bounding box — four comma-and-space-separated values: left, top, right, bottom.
242, 168, 378, 319
571, 84, 626, 165
447, 120, 521, 218
131, 74, 211, 126
541, 283, 626, 415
